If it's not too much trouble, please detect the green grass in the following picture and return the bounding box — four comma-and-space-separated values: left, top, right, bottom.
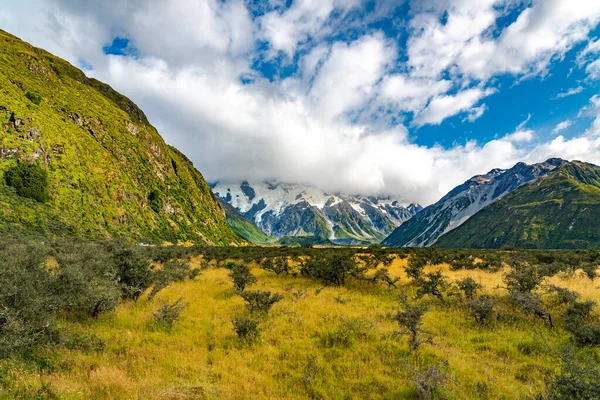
3, 255, 598, 399
0, 29, 241, 245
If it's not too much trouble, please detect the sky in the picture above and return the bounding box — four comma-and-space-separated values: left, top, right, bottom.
1, 0, 600, 205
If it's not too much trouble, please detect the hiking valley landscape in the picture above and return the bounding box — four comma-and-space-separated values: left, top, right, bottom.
1, 1, 600, 399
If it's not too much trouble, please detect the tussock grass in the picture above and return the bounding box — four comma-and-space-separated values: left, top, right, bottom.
2, 256, 599, 399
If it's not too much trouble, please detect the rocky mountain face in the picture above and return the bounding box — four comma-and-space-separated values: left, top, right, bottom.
436, 161, 600, 249
382, 158, 566, 247
212, 181, 421, 244
0, 29, 242, 245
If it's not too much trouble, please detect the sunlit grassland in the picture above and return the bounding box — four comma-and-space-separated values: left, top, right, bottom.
4, 256, 600, 399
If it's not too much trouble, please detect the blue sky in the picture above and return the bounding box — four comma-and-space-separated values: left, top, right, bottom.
1, 0, 600, 204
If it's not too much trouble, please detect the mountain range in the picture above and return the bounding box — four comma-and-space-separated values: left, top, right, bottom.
212, 181, 421, 245
436, 161, 600, 249
382, 158, 566, 247
0, 29, 241, 245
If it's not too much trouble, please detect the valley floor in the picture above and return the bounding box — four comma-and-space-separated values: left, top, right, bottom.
3, 256, 599, 399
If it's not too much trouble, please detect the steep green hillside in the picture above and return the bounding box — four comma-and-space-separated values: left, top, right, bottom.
218, 199, 274, 245
436, 161, 600, 249
0, 30, 242, 245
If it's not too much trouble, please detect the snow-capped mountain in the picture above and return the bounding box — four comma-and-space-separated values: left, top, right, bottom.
382, 158, 567, 247
212, 181, 422, 244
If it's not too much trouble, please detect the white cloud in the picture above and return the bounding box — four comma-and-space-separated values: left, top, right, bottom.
552, 120, 573, 134
414, 87, 496, 126
2, 0, 600, 207
503, 129, 535, 143
554, 86, 584, 99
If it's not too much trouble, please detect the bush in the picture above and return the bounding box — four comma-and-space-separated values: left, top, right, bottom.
392, 295, 430, 351
148, 190, 162, 213
408, 362, 449, 400
504, 264, 544, 294
232, 316, 260, 343
148, 260, 193, 301
25, 91, 42, 105
509, 292, 553, 328
261, 257, 290, 275
4, 161, 49, 202
229, 264, 257, 292
406, 254, 427, 281
545, 350, 600, 399
457, 277, 482, 301
415, 271, 448, 302
564, 301, 600, 346
467, 296, 495, 325
546, 285, 579, 305
109, 243, 153, 301
239, 290, 283, 314
153, 297, 185, 329
301, 253, 358, 286
369, 268, 400, 288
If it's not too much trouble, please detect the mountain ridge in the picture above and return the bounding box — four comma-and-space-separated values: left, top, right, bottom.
0, 29, 242, 245
382, 158, 567, 247
436, 160, 600, 249
212, 181, 421, 245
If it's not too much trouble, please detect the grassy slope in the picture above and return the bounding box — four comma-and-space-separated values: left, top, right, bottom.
0, 29, 242, 245
218, 199, 274, 245
5, 257, 599, 399
436, 161, 600, 249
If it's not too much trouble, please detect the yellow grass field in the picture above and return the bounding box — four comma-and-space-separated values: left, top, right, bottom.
3, 256, 600, 399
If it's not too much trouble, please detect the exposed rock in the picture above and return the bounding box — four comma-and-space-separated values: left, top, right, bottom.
23, 127, 41, 142
0, 147, 18, 159
126, 121, 140, 137
66, 111, 83, 127
51, 143, 65, 155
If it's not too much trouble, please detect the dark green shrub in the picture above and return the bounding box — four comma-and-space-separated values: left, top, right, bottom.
370, 268, 400, 288
153, 297, 185, 329
261, 257, 290, 275
25, 91, 42, 105
148, 260, 193, 301
545, 351, 600, 399
456, 277, 481, 300
301, 253, 358, 286
239, 290, 283, 314
232, 315, 260, 343
4, 161, 49, 202
504, 264, 544, 294
406, 254, 427, 281
229, 264, 257, 292
467, 295, 495, 325
148, 190, 162, 213
546, 285, 579, 305
415, 271, 448, 302
564, 301, 600, 346
509, 292, 553, 328
109, 243, 153, 301
392, 295, 430, 351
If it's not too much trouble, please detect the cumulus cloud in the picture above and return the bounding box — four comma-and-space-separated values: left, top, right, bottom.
1, 0, 600, 206
552, 120, 573, 134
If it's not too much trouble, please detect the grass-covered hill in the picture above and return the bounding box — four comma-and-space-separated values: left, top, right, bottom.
436, 161, 600, 249
0, 29, 242, 244
218, 199, 274, 245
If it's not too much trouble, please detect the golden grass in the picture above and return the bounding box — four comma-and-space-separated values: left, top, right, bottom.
3, 256, 600, 399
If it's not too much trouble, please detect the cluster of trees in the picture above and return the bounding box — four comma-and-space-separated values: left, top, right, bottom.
0, 239, 197, 357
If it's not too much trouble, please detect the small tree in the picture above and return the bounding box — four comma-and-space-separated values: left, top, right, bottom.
261, 257, 290, 275
240, 290, 283, 314
504, 264, 544, 294
229, 263, 257, 292
392, 295, 431, 351
232, 316, 260, 343
545, 350, 600, 399
153, 297, 186, 329
415, 271, 448, 302
467, 295, 495, 325
456, 277, 481, 300
301, 253, 358, 286
564, 301, 600, 346
370, 268, 401, 288
510, 292, 553, 328
406, 254, 427, 281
